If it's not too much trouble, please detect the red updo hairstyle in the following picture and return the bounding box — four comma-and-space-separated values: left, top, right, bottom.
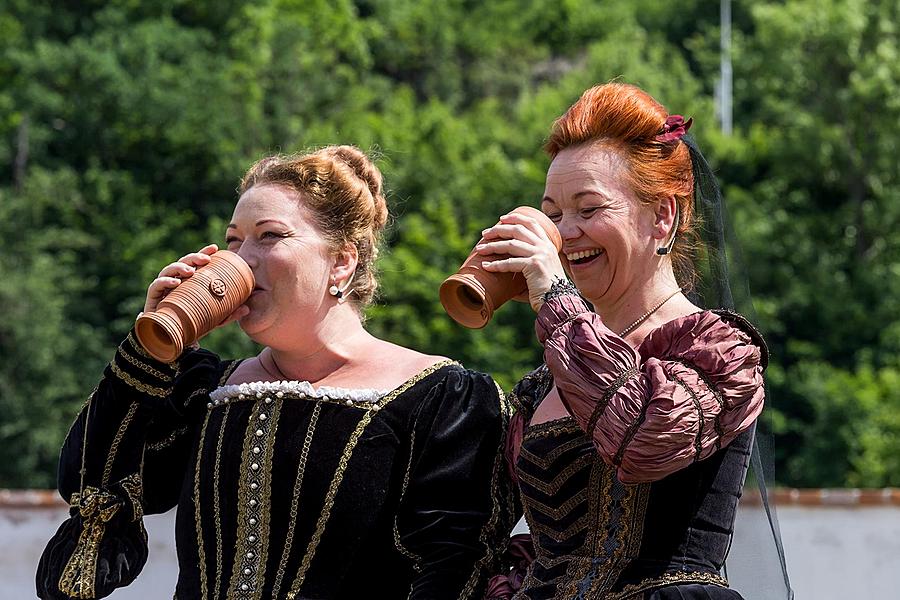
239, 145, 389, 308
545, 82, 700, 290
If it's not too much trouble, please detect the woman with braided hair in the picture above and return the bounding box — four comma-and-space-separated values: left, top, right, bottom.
37, 145, 514, 600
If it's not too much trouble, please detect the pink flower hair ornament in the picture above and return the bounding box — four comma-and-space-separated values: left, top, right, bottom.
655, 114, 693, 143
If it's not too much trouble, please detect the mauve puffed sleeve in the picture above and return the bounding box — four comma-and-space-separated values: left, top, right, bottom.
394, 366, 517, 600
536, 293, 765, 484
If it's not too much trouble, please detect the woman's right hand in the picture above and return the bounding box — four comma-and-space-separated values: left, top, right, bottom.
144, 244, 251, 331
144, 244, 219, 313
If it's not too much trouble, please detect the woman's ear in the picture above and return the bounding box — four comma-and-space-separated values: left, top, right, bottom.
331, 243, 359, 288
653, 195, 678, 241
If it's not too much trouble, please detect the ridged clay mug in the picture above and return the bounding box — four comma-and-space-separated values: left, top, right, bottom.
136, 250, 254, 363
440, 206, 563, 329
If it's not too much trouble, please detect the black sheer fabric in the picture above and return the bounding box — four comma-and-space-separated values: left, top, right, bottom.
683, 136, 793, 600
37, 331, 515, 599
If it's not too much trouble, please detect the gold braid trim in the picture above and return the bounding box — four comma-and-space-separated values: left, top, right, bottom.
193, 410, 212, 598
118, 473, 145, 521
287, 360, 456, 599
458, 383, 513, 600
58, 487, 123, 598
102, 401, 139, 486
126, 331, 157, 361
213, 405, 231, 600
272, 401, 323, 598
393, 425, 424, 572
109, 361, 171, 398
117, 343, 174, 382
218, 359, 241, 386
608, 570, 728, 600
145, 426, 189, 451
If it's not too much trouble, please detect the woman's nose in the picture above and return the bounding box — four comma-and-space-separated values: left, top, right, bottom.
556, 215, 582, 240
235, 243, 258, 269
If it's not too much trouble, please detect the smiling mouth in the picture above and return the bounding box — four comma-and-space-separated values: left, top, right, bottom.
566, 249, 604, 265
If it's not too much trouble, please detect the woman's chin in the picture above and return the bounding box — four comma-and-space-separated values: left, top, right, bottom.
237, 313, 265, 337
570, 274, 610, 304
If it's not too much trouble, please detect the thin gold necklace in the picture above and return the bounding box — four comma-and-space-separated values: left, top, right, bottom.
260, 349, 289, 381
618, 288, 682, 337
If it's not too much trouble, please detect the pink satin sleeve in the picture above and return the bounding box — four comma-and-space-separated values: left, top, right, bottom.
535, 293, 765, 484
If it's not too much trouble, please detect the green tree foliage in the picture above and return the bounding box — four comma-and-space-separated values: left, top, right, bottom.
1, 0, 897, 487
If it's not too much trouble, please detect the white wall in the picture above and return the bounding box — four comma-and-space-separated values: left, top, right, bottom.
4, 503, 900, 599
2, 507, 177, 599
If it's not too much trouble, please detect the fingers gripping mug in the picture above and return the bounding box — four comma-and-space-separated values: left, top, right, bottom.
440, 206, 562, 329
135, 250, 255, 363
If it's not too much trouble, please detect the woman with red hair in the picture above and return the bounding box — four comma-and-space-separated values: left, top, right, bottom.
476, 83, 771, 599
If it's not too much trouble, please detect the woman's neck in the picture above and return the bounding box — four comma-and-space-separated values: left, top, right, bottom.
265, 305, 373, 384
587, 267, 683, 336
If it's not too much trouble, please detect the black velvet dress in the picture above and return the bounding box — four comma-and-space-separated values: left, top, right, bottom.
37, 331, 516, 600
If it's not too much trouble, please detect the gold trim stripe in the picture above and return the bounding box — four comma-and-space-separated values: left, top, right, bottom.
194, 411, 212, 599
213, 405, 231, 600
109, 361, 171, 398
393, 426, 424, 571
272, 401, 322, 598
102, 401, 139, 487
117, 343, 174, 382
287, 360, 456, 599
608, 570, 728, 599
459, 384, 516, 600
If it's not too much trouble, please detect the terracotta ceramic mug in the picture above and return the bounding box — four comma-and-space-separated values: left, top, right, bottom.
135, 250, 255, 363
440, 206, 563, 328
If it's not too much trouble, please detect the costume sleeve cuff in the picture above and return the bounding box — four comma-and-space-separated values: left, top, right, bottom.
108, 329, 181, 399
535, 288, 592, 345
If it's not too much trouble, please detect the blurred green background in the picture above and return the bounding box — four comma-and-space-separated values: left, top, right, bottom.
1, 0, 898, 489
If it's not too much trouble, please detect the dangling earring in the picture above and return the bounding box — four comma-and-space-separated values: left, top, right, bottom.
329, 272, 355, 303
656, 205, 680, 256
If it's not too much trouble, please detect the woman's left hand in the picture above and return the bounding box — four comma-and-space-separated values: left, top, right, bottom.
475, 211, 567, 312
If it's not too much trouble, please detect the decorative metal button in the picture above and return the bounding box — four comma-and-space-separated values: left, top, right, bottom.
210, 278, 227, 297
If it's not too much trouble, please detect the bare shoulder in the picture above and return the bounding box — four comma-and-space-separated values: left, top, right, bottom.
372, 341, 452, 374
225, 356, 267, 385
358, 340, 454, 389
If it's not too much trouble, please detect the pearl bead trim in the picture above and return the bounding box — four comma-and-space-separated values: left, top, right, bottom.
207, 380, 387, 409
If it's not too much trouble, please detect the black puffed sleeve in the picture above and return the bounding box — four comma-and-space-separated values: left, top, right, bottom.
394, 366, 517, 600
37, 330, 223, 599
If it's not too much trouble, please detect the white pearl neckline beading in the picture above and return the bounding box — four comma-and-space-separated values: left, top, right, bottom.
208, 379, 389, 408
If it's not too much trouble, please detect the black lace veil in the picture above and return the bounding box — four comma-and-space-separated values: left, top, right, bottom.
683, 135, 794, 600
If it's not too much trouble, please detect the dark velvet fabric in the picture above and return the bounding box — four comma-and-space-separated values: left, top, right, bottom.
644, 584, 744, 600
38, 331, 514, 599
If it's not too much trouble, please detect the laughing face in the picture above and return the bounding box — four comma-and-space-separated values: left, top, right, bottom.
542, 143, 660, 306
